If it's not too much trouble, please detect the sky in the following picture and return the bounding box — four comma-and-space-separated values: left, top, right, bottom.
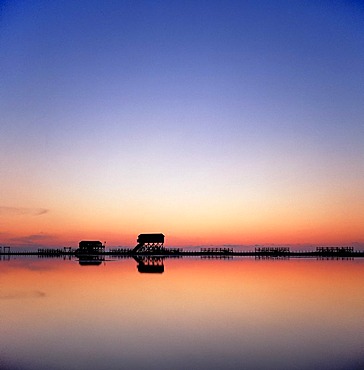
1, 0, 364, 248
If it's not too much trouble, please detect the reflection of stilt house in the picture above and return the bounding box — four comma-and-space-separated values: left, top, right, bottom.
78, 255, 104, 266
76, 241, 105, 254
135, 256, 164, 273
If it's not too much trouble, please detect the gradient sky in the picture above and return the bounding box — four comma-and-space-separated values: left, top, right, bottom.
1, 1, 364, 247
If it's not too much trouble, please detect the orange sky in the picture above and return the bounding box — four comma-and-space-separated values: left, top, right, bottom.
1, 195, 364, 247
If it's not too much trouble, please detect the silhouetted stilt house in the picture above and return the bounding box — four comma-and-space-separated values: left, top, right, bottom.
76, 241, 105, 255
132, 233, 165, 253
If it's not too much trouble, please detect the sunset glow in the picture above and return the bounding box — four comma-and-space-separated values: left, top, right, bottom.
1, 1, 364, 248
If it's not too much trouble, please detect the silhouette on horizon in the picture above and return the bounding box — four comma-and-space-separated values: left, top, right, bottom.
76, 241, 105, 255
132, 233, 165, 253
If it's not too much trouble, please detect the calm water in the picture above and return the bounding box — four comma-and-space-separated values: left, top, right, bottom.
1, 257, 363, 370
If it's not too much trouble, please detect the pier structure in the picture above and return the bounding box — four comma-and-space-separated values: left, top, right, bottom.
1, 235, 364, 259
132, 233, 165, 253
315, 246, 355, 259
316, 246, 354, 254
38, 248, 64, 256
255, 247, 290, 255
109, 248, 130, 254
201, 247, 233, 254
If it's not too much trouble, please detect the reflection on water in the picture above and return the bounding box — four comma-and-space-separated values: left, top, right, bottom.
134, 256, 165, 273
78, 255, 105, 266
0, 257, 363, 370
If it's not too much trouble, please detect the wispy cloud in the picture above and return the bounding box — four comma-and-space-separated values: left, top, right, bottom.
0, 206, 49, 216
0, 290, 46, 300
9, 233, 57, 244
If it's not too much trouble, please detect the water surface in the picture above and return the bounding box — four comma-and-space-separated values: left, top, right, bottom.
1, 257, 363, 369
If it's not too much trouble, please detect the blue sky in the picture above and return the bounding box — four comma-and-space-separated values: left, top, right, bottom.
1, 0, 364, 246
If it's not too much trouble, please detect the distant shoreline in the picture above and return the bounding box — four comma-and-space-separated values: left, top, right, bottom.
1, 247, 363, 259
